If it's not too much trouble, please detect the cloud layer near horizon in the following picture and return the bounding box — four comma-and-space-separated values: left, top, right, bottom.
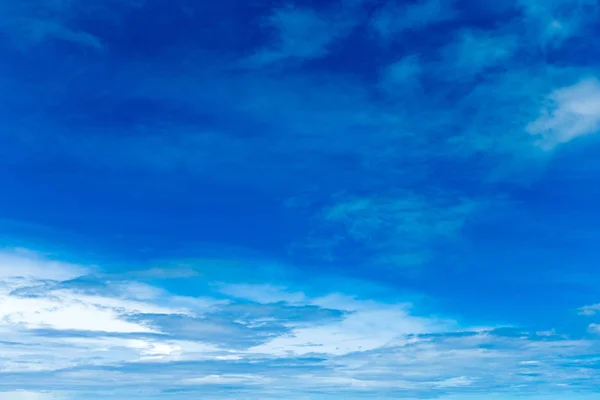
0, 250, 599, 399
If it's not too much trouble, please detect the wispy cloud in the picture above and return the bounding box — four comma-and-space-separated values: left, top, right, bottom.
527, 78, 600, 150
519, 0, 599, 46
219, 283, 306, 305
371, 0, 457, 40
0, 0, 103, 50
247, 3, 360, 65
440, 29, 518, 79
379, 55, 422, 92
299, 191, 484, 267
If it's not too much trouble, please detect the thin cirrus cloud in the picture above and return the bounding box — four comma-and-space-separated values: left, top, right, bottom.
297, 192, 484, 267
246, 0, 368, 66
371, 0, 457, 40
440, 29, 518, 79
247, 5, 343, 65
0, 0, 103, 50
519, 0, 599, 46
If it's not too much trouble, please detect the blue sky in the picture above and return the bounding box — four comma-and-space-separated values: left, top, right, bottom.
1, 0, 600, 399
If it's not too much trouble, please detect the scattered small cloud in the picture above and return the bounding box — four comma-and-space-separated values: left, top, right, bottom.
578, 304, 600, 316
527, 78, 600, 150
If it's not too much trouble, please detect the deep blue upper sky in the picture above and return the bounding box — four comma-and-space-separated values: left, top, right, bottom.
1, 0, 600, 399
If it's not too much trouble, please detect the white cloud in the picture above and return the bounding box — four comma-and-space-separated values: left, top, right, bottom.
0, 249, 88, 281
434, 376, 474, 388
578, 303, 600, 316
1, 252, 599, 396
527, 78, 600, 150
0, 250, 209, 335
0, 250, 224, 372
224, 286, 451, 356
0, 281, 181, 334
0, 392, 64, 400
588, 323, 600, 334
0, 323, 226, 373
60, 336, 221, 361
247, 306, 427, 356
0, 293, 157, 333
182, 374, 272, 385
323, 333, 600, 394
